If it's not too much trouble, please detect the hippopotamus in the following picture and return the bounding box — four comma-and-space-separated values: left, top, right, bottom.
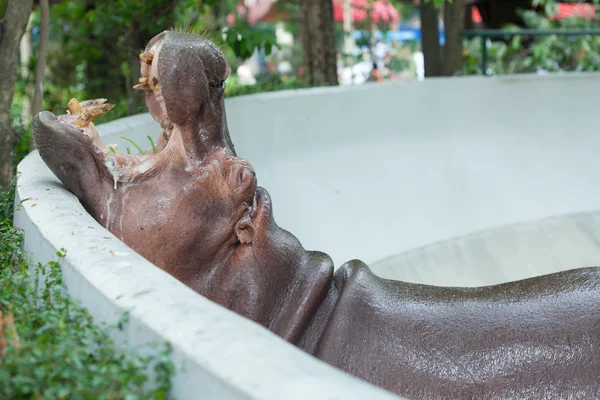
32, 31, 600, 399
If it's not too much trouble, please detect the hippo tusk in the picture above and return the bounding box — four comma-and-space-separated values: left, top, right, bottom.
79, 98, 108, 109
133, 83, 153, 91
73, 103, 115, 128
134, 77, 159, 91
67, 98, 81, 115
139, 50, 155, 64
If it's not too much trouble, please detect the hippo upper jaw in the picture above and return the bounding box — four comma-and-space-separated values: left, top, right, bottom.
137, 31, 232, 161
33, 30, 234, 198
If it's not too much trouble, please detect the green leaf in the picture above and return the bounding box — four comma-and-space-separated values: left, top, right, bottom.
511, 36, 521, 50
423, 0, 451, 7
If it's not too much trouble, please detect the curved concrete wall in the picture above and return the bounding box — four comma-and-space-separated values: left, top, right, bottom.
372, 210, 600, 286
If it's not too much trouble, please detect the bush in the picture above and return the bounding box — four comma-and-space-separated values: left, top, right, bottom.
463, 0, 600, 75
0, 180, 174, 399
225, 73, 311, 98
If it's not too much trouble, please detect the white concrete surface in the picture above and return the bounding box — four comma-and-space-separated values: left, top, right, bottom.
14, 155, 403, 399
372, 210, 600, 286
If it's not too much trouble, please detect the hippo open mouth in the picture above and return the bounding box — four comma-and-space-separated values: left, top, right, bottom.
38, 30, 235, 193
32, 30, 259, 249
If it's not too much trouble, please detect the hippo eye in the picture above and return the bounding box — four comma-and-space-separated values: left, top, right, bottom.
220, 80, 226, 89
239, 169, 245, 184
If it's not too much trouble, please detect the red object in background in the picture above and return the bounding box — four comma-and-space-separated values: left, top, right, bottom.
370, 0, 399, 23
549, 3, 596, 20
333, 0, 368, 21
472, 6, 482, 23
229, 0, 399, 27
467, 2, 594, 28
332, 0, 399, 23
230, 0, 594, 29
227, 0, 278, 27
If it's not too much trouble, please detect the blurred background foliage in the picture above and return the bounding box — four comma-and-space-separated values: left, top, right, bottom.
463, 0, 600, 75
6, 0, 600, 163
10, 0, 280, 132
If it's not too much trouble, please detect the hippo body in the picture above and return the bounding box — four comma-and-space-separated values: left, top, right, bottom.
299, 261, 600, 399
31, 31, 600, 399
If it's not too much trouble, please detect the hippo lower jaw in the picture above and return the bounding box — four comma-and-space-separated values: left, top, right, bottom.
49, 96, 202, 190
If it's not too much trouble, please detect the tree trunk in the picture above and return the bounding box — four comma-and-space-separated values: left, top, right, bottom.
464, 3, 474, 30
420, 0, 442, 77
30, 0, 49, 150
442, 0, 465, 76
301, 0, 338, 86
0, 0, 34, 189
420, 0, 466, 77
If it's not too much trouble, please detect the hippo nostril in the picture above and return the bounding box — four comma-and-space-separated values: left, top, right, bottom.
238, 166, 256, 187
244, 166, 256, 180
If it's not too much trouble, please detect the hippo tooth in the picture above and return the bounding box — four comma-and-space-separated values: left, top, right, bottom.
73, 117, 88, 128
74, 103, 115, 127
139, 76, 149, 84
67, 98, 81, 115
139, 50, 155, 64
83, 103, 115, 119
133, 83, 152, 91
79, 98, 108, 108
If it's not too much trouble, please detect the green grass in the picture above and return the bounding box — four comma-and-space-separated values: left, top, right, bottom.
0, 179, 175, 399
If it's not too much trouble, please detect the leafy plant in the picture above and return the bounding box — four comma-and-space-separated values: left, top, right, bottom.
224, 21, 279, 60
386, 57, 411, 73
13, 0, 287, 134
424, 0, 451, 8
0, 179, 175, 399
224, 72, 310, 98
463, 0, 600, 75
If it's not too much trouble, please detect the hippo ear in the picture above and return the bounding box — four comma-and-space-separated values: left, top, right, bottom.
235, 216, 256, 244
